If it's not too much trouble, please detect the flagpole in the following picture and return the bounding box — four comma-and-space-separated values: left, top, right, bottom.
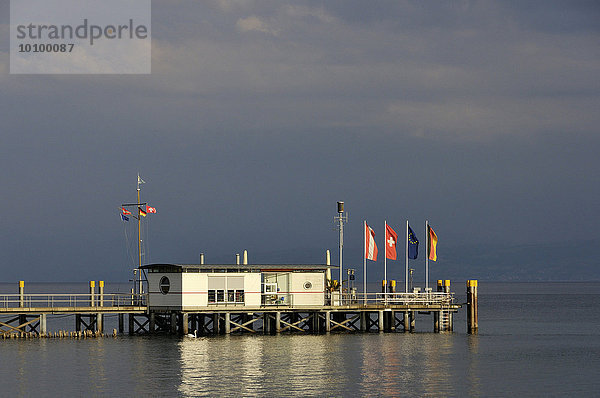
426, 220, 429, 292
405, 220, 409, 293
363, 220, 367, 305
137, 174, 142, 296
384, 220, 388, 304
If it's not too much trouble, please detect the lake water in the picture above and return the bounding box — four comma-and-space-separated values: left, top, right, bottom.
1, 282, 599, 396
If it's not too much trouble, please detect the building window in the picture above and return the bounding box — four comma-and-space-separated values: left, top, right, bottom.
208, 290, 216, 303
159, 276, 170, 295
227, 290, 235, 303
235, 290, 245, 303
216, 290, 225, 302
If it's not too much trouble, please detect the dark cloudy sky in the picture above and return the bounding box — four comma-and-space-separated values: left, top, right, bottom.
1, 1, 599, 282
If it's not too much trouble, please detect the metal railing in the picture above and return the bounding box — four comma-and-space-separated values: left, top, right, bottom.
0, 293, 147, 310
261, 293, 293, 306
330, 291, 455, 306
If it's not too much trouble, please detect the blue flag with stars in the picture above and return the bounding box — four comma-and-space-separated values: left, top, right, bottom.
408, 224, 419, 259
121, 214, 129, 222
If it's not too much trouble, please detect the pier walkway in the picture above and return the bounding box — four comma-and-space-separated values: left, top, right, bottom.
1, 282, 478, 337
0, 292, 146, 337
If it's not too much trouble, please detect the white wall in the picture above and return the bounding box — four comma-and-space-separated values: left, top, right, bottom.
290, 273, 325, 306
147, 271, 320, 309
245, 273, 261, 307
181, 273, 208, 307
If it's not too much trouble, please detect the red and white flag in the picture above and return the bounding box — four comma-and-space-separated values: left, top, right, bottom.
385, 224, 398, 260
365, 223, 378, 261
147, 205, 157, 214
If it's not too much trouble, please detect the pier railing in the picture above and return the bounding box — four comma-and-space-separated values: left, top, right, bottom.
333, 292, 455, 306
0, 293, 147, 310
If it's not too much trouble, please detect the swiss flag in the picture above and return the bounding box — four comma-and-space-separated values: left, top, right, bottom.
147, 206, 157, 214
385, 224, 398, 260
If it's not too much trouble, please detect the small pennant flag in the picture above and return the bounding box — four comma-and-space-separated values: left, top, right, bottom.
385, 224, 398, 260
428, 225, 438, 261
121, 214, 129, 222
365, 222, 378, 261
408, 224, 419, 259
147, 206, 157, 214
139, 207, 147, 217
122, 207, 131, 215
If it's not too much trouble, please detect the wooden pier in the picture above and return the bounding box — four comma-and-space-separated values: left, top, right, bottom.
0, 281, 146, 337
1, 280, 478, 337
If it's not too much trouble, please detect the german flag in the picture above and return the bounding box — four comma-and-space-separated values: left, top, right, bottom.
427, 225, 438, 261
139, 207, 147, 217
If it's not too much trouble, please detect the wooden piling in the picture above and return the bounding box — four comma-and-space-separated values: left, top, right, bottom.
313, 311, 320, 332
40, 314, 47, 334
224, 313, 231, 334
274, 312, 280, 334
89, 281, 95, 307
99, 281, 104, 307
149, 312, 155, 334
170, 313, 177, 334
129, 314, 135, 335
213, 313, 220, 334
182, 313, 189, 335
19, 281, 25, 308
467, 280, 479, 334
359, 311, 367, 332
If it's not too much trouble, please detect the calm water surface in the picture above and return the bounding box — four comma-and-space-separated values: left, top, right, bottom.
1, 282, 599, 397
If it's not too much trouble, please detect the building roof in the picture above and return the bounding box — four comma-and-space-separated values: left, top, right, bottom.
141, 263, 332, 272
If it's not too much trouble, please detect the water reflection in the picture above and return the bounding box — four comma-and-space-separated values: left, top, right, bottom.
178, 334, 336, 397
358, 333, 458, 396
175, 332, 468, 397
467, 335, 481, 396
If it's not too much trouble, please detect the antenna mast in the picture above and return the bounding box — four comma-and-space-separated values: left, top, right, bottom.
334, 201, 347, 304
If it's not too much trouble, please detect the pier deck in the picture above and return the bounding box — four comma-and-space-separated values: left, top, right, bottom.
0, 288, 473, 337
